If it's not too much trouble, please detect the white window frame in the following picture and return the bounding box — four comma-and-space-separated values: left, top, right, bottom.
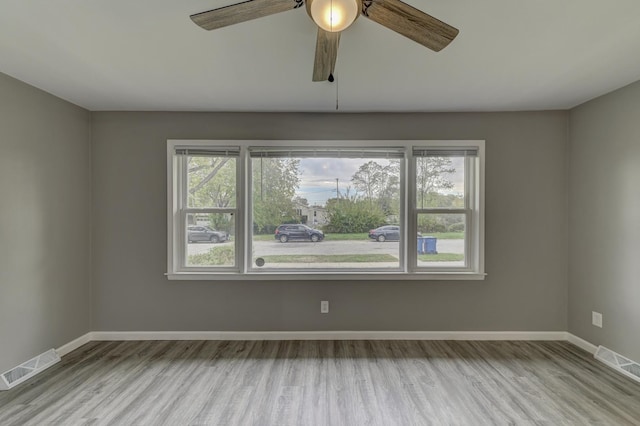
167, 140, 485, 281
408, 142, 485, 274
245, 145, 406, 274
167, 142, 244, 274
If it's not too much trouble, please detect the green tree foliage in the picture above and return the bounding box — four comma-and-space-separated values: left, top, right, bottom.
325, 196, 387, 233
379, 161, 401, 214
189, 246, 235, 266
423, 192, 464, 209
419, 216, 440, 233
417, 193, 465, 233
415, 157, 463, 233
207, 213, 234, 235
187, 157, 237, 232
187, 157, 236, 208
351, 160, 400, 215
252, 158, 301, 234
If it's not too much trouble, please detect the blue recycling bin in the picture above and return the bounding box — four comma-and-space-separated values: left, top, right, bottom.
424, 236, 437, 254
417, 236, 437, 254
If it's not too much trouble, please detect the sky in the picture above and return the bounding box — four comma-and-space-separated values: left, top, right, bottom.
296, 158, 372, 205
295, 157, 465, 206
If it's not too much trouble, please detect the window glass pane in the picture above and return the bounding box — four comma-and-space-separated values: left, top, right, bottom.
416, 156, 465, 209
187, 213, 235, 267
416, 213, 465, 267
251, 156, 401, 270
187, 156, 236, 208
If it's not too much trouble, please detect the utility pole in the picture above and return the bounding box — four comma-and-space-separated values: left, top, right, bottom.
335, 178, 339, 200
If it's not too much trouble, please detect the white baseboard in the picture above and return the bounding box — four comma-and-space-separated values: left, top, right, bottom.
51, 330, 586, 359
566, 333, 598, 354
56, 332, 93, 357
90, 330, 568, 341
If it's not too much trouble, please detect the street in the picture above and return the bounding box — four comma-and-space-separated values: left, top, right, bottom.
188, 238, 465, 268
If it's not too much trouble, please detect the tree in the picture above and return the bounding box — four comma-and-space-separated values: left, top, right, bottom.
351, 160, 401, 215
351, 161, 383, 201
186, 157, 238, 231
292, 196, 309, 207
187, 157, 236, 208
378, 160, 400, 215
252, 158, 301, 233
325, 195, 387, 233
416, 157, 456, 209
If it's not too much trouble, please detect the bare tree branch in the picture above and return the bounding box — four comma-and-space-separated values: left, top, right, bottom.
188, 165, 208, 173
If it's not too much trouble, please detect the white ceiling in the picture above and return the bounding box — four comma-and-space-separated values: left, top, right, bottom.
1, 0, 640, 112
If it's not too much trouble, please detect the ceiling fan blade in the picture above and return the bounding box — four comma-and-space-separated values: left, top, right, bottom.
312, 28, 340, 82
191, 0, 304, 31
362, 0, 458, 51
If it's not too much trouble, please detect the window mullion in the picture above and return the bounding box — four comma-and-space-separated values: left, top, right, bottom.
400, 152, 408, 272
245, 149, 253, 274
465, 209, 472, 269
465, 155, 473, 268
236, 146, 246, 273
181, 155, 189, 209
408, 155, 417, 272
179, 209, 187, 269
179, 157, 188, 269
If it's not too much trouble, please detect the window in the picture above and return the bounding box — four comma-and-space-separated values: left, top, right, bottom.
248, 147, 404, 272
168, 141, 484, 280
411, 146, 482, 273
168, 147, 241, 273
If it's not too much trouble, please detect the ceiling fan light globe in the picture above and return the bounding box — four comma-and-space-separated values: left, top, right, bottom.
310, 0, 359, 32
325, 10, 344, 29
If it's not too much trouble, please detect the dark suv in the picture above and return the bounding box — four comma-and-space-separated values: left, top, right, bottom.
274, 224, 324, 243
187, 226, 229, 243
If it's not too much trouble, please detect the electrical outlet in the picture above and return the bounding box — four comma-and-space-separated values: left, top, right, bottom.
321, 300, 329, 314
592, 311, 603, 328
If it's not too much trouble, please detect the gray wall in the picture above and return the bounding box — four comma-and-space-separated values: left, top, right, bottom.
569, 80, 640, 361
0, 73, 91, 372
92, 111, 568, 332
4, 65, 639, 368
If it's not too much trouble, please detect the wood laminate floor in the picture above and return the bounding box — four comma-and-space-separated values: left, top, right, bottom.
1, 340, 639, 425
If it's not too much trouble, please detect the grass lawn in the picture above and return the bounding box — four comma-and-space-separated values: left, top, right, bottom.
252, 232, 463, 241
189, 246, 462, 265
325, 233, 369, 241
418, 253, 464, 262
252, 234, 277, 241
261, 254, 398, 263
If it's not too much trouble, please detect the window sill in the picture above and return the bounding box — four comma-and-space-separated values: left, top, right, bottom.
165, 272, 487, 281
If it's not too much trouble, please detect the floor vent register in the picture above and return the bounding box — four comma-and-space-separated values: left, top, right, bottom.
595, 345, 640, 384
0, 349, 60, 391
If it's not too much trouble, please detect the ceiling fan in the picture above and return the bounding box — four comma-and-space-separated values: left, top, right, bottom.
190, 0, 458, 82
